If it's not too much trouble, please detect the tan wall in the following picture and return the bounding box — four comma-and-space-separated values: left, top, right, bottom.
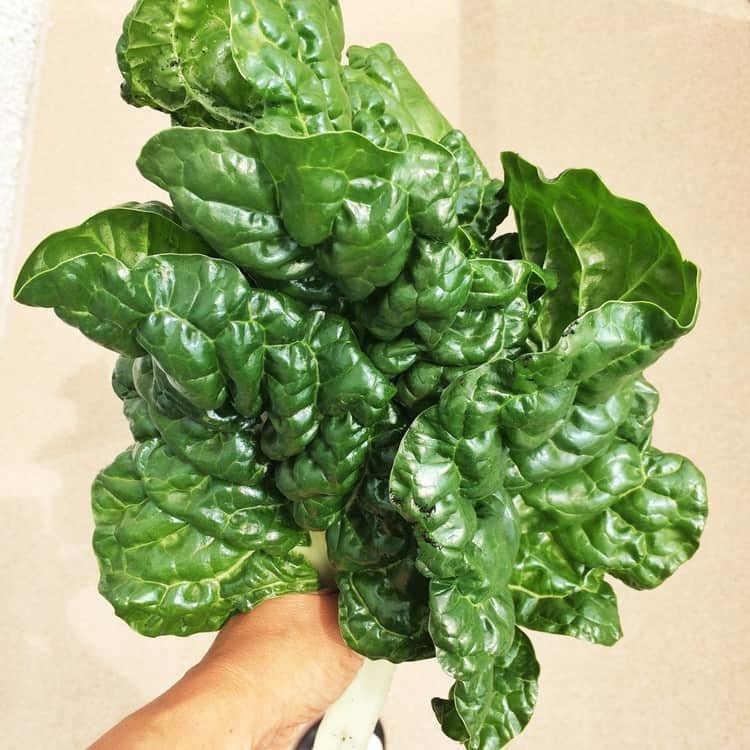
1, 2, 748, 748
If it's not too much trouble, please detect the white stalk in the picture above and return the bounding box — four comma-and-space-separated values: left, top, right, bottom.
312, 658, 396, 750
297, 532, 397, 750
298, 531, 337, 589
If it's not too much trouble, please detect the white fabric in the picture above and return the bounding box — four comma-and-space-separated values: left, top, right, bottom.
0, 0, 46, 305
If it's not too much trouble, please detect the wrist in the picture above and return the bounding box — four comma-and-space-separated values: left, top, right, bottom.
169, 661, 263, 748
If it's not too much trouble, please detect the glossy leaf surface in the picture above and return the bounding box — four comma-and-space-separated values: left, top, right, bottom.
92, 445, 317, 636
14, 3, 708, 746
501, 152, 699, 347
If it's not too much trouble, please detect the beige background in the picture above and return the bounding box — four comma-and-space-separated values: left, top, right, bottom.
1, 1, 748, 748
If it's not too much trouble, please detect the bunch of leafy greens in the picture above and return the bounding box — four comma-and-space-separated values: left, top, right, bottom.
14, 1, 706, 747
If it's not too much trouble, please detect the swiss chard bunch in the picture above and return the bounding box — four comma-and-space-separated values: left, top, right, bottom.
14, 1, 707, 748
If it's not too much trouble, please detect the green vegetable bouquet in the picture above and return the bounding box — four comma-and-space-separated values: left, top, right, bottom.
14, 1, 707, 748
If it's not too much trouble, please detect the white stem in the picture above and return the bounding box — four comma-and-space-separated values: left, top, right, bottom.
297, 531, 336, 589
312, 659, 396, 750
297, 533, 396, 748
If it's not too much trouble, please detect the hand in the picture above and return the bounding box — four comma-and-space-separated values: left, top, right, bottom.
201, 591, 364, 749
90, 592, 363, 750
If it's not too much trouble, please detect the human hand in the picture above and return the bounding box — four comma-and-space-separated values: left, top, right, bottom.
90, 592, 363, 750
200, 591, 364, 749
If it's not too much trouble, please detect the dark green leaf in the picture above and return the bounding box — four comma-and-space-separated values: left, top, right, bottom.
360, 236, 472, 343
511, 525, 605, 599
435, 629, 540, 750
140, 442, 304, 555
261, 341, 320, 459
430, 582, 515, 682
618, 378, 659, 450
92, 446, 317, 636
326, 477, 412, 570
14, 202, 206, 297
276, 414, 368, 529
229, 0, 350, 134
611, 449, 708, 589
17, 4, 709, 742
514, 581, 622, 646
520, 439, 645, 524
118, 0, 257, 127
137, 128, 308, 279
502, 152, 700, 346
14, 204, 207, 355
440, 130, 507, 243
112, 356, 160, 441
337, 557, 433, 662
345, 43, 451, 147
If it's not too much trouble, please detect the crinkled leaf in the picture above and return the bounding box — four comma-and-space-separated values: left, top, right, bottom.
508, 387, 634, 474
13, 204, 208, 355
553, 507, 647, 572
337, 557, 433, 662
359, 236, 472, 342
14, 202, 206, 295
345, 43, 451, 148
112, 356, 161, 441
92, 446, 317, 636
139, 441, 303, 555
172, 0, 263, 124
117, 0, 259, 127
520, 439, 645, 524
417, 493, 519, 587
393, 135, 459, 241
276, 414, 369, 529
139, 126, 461, 299
261, 341, 320, 459
20, 252, 393, 444
129, 354, 269, 485
430, 581, 515, 682
611, 449, 708, 589
501, 152, 700, 346
137, 128, 308, 279
440, 130, 507, 243
118, 0, 202, 120
229, 0, 350, 134
317, 175, 412, 300
514, 581, 622, 646
390, 372, 506, 569
618, 377, 659, 450
511, 525, 605, 599
307, 315, 396, 424
434, 629, 540, 750
18, 6, 709, 742
326, 477, 411, 570
395, 363, 467, 413
252, 129, 401, 247
365, 256, 548, 406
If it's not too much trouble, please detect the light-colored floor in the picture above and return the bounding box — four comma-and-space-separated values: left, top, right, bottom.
2, 2, 748, 748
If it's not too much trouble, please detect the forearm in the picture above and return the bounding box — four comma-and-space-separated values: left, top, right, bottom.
89, 663, 260, 750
